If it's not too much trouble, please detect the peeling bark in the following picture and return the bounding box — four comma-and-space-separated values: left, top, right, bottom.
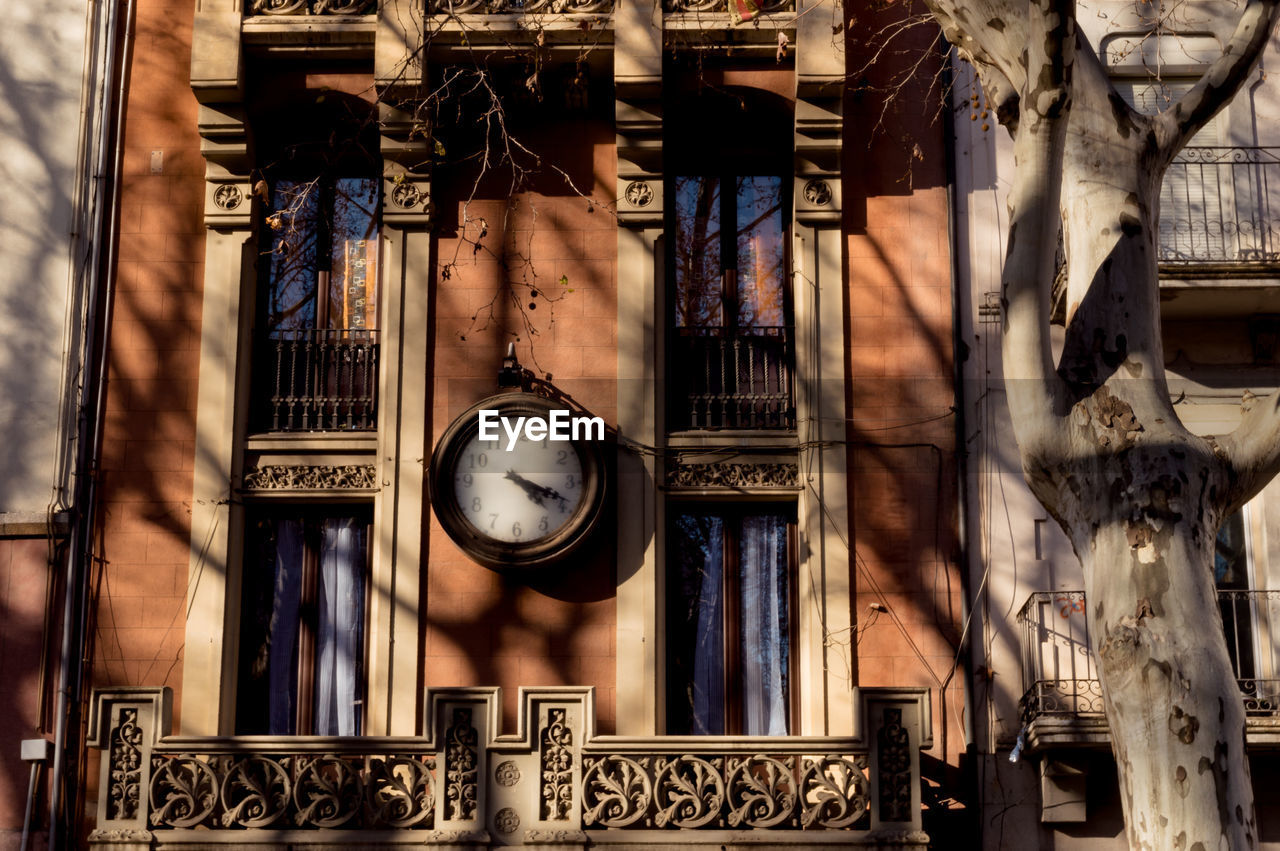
918, 1, 1280, 847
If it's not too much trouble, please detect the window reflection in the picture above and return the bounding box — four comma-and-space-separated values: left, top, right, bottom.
667, 508, 791, 735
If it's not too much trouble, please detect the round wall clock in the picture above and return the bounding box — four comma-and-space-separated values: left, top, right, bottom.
429, 392, 607, 570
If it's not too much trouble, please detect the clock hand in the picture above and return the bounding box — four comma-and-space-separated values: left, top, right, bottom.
504, 470, 569, 510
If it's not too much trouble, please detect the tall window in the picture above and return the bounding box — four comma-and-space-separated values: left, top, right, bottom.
1216, 509, 1258, 691
666, 506, 794, 735
235, 508, 370, 735
254, 175, 381, 431
667, 85, 794, 431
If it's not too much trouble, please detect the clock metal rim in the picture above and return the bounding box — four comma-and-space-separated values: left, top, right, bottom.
429, 392, 607, 570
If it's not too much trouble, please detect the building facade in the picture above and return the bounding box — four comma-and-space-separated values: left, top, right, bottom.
0, 1, 129, 848
952, 3, 1280, 848
12, 0, 965, 848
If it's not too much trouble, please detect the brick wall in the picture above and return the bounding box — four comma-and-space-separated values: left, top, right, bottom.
426, 118, 619, 734
94, 0, 203, 726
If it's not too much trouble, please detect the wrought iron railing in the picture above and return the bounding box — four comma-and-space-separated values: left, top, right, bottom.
671, 326, 794, 430
87, 687, 929, 847
248, 0, 374, 14
1160, 146, 1280, 266
1017, 589, 1280, 723
255, 329, 379, 432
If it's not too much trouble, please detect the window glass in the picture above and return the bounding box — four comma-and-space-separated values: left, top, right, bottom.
734, 176, 786, 329
667, 508, 791, 735
673, 176, 724, 329
264, 176, 380, 332
237, 510, 369, 735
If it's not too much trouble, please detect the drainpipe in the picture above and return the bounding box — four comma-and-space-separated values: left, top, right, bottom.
47, 0, 133, 845
939, 40, 980, 830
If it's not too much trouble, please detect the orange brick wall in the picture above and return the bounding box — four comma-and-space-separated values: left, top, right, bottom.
0, 538, 55, 836
426, 118, 619, 734
844, 11, 965, 784
94, 0, 203, 727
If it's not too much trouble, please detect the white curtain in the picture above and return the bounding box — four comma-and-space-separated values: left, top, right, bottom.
738, 514, 788, 735
267, 520, 304, 735
315, 517, 366, 736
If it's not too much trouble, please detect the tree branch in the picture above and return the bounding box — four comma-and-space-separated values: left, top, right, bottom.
1157, 0, 1280, 156
999, 0, 1076, 455
1218, 392, 1280, 512
920, 0, 1025, 131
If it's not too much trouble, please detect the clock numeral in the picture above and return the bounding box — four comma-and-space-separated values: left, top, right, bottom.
461, 473, 473, 486
556, 450, 568, 465
512, 521, 522, 538
565, 474, 576, 490
471, 497, 482, 512
538, 515, 549, 532
469, 453, 488, 469
489, 513, 499, 529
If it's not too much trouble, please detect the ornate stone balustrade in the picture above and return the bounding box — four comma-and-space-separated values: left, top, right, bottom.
426, 0, 613, 14
87, 686, 929, 848
249, 0, 375, 14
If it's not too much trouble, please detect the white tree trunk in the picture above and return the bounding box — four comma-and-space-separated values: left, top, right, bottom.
917, 1, 1280, 847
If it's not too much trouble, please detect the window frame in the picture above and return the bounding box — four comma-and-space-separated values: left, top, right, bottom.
234, 503, 374, 736
664, 500, 799, 736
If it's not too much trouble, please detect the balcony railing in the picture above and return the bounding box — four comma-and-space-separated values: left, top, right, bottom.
87, 686, 930, 848
254, 329, 378, 432
671, 326, 794, 430
1160, 146, 1280, 267
1017, 589, 1280, 724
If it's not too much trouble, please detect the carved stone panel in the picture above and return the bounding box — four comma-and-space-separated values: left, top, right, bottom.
242, 464, 377, 491
665, 462, 799, 489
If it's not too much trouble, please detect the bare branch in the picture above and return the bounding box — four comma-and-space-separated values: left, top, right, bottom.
1157, 0, 1280, 155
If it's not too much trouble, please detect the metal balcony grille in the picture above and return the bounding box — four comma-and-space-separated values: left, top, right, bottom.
255, 329, 379, 431
1017, 589, 1280, 723
1160, 146, 1280, 266
671, 326, 794, 430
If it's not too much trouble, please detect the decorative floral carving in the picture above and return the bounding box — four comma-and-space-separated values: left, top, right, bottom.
107, 709, 143, 821
799, 755, 869, 829
525, 828, 588, 843
494, 760, 521, 787
250, 0, 374, 13
366, 756, 436, 828
494, 806, 520, 834
803, 179, 833, 207
725, 755, 795, 828
427, 0, 612, 12
219, 756, 291, 828
445, 708, 479, 821
582, 755, 652, 828
664, 0, 792, 12
212, 184, 243, 211
623, 181, 654, 208
391, 182, 425, 209
242, 464, 377, 491
666, 462, 799, 489
149, 756, 218, 828
540, 709, 573, 820
88, 828, 154, 842
653, 756, 724, 828
878, 707, 912, 822
293, 756, 363, 828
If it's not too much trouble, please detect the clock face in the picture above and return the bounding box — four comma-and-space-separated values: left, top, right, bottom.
452, 432, 586, 544
429, 392, 607, 570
